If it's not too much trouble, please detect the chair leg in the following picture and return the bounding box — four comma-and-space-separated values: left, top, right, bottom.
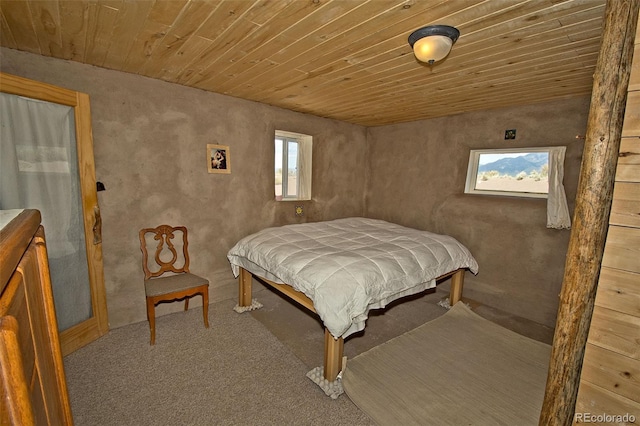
146, 297, 156, 345
202, 288, 209, 328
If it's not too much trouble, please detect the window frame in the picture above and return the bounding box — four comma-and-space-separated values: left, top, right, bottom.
274, 130, 312, 201
464, 146, 560, 199
276, 136, 300, 199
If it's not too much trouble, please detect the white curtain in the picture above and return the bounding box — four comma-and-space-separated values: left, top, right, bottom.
547, 146, 571, 229
0, 92, 92, 330
298, 135, 312, 200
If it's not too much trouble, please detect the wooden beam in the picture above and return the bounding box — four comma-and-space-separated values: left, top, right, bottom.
539, 1, 640, 425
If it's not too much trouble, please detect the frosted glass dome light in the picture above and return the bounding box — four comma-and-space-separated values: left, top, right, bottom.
408, 25, 460, 64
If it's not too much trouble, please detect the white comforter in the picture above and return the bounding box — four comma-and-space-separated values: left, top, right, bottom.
227, 217, 478, 339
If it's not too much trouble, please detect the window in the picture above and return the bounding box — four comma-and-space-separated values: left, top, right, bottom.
465, 147, 559, 198
465, 146, 571, 229
275, 130, 312, 201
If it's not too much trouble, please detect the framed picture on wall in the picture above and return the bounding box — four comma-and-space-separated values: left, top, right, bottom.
207, 144, 230, 174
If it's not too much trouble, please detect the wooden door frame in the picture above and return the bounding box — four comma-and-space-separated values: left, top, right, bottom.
0, 72, 109, 354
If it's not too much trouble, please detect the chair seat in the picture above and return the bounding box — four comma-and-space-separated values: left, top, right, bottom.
144, 272, 209, 298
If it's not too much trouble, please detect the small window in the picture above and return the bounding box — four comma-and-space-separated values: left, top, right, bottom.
464, 147, 562, 198
275, 130, 312, 201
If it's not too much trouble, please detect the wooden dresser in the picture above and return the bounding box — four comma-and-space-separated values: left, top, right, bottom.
0, 209, 73, 425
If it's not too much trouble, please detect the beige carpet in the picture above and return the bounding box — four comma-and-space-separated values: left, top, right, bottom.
342, 303, 551, 425
63, 300, 373, 426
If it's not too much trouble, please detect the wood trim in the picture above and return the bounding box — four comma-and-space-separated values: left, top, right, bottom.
1, 210, 73, 424
0, 72, 78, 105
256, 276, 316, 314
33, 226, 73, 424
0, 210, 41, 291
59, 317, 103, 355
75, 90, 109, 338
0, 316, 35, 426
0, 72, 109, 354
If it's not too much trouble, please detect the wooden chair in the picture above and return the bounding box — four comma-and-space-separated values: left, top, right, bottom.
139, 225, 209, 345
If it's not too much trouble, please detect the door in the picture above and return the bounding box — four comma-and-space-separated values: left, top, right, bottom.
0, 72, 108, 354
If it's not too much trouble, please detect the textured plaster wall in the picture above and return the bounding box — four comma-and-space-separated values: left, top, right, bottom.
1, 47, 589, 330
365, 97, 589, 327
0, 48, 367, 328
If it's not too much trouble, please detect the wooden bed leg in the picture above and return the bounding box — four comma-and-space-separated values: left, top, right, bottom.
449, 269, 465, 305
238, 267, 252, 307
324, 329, 344, 381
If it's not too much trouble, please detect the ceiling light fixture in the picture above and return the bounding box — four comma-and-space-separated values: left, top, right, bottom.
408, 25, 460, 64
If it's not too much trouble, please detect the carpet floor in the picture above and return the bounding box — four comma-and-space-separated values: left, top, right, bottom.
64, 285, 554, 425
63, 300, 373, 426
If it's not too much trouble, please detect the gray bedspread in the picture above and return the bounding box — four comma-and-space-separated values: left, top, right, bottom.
227, 217, 478, 338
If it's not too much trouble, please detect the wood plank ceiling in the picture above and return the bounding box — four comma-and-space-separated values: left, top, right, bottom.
0, 0, 606, 127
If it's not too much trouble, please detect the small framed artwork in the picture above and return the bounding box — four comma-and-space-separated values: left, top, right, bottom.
207, 144, 230, 174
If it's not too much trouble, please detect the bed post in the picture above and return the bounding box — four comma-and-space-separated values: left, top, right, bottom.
449, 269, 465, 305
324, 329, 344, 381
238, 267, 252, 307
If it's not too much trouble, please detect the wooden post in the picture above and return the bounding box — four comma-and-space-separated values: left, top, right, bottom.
324, 329, 344, 381
449, 269, 465, 305
238, 267, 252, 307
539, 1, 639, 425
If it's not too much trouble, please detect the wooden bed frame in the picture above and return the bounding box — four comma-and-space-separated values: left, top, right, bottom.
237, 266, 467, 381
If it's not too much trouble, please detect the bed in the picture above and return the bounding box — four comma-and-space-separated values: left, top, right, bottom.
227, 217, 479, 381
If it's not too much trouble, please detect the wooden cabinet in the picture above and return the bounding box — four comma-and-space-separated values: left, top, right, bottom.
0, 209, 73, 425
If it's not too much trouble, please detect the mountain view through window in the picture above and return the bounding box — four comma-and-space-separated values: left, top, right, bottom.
475, 152, 549, 194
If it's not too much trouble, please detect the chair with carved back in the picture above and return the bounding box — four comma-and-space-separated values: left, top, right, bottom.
139, 225, 209, 345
